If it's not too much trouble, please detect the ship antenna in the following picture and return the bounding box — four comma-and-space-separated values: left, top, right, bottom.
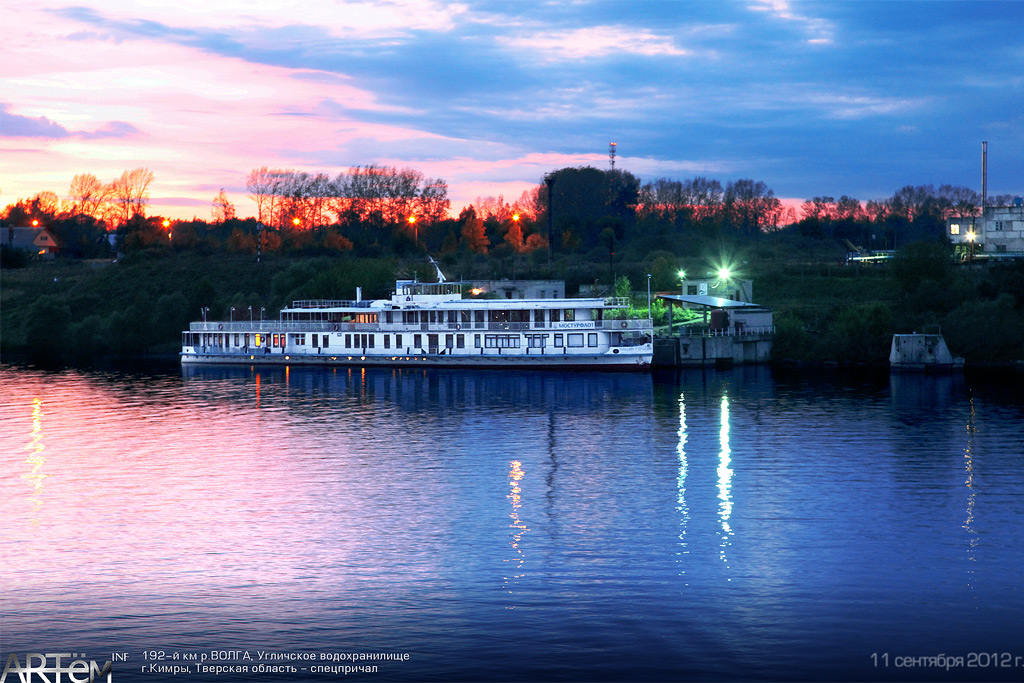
427, 255, 447, 283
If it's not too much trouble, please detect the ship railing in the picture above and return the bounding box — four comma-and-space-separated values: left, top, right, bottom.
603, 296, 631, 308
288, 299, 372, 309
190, 319, 655, 333
674, 325, 776, 338
189, 321, 362, 332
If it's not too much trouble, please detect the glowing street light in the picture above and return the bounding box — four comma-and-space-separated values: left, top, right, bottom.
408, 214, 417, 243
292, 217, 301, 227
967, 230, 976, 261
678, 269, 686, 297
717, 267, 731, 281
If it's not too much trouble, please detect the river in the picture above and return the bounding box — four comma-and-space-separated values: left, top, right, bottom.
2, 362, 1022, 681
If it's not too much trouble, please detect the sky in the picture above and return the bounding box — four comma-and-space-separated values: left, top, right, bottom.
2, 0, 1022, 221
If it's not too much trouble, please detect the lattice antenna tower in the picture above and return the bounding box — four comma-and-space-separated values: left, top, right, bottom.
609, 142, 617, 169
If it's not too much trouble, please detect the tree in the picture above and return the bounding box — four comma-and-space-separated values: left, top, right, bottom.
211, 189, 236, 223
68, 173, 108, 221
109, 168, 154, 225
458, 207, 489, 253
246, 166, 279, 225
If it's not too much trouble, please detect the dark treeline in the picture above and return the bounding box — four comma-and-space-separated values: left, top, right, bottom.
4, 164, 1002, 272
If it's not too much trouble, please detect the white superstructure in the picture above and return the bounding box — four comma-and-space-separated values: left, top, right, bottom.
181, 279, 653, 370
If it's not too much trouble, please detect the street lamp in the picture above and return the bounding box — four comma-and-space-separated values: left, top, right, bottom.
201, 307, 209, 322
230, 306, 235, 322
260, 307, 265, 322
678, 269, 686, 297
408, 215, 417, 244
248, 305, 253, 322
967, 231, 976, 261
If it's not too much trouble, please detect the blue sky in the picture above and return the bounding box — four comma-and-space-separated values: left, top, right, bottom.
2, 0, 1021, 219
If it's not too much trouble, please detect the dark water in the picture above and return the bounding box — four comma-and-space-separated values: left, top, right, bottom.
2, 362, 1022, 682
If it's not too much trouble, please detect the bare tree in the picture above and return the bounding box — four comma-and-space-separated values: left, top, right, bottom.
212, 188, 236, 223
68, 173, 108, 219
109, 168, 154, 224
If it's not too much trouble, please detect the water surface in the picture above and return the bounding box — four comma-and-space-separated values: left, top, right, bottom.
2, 363, 1022, 681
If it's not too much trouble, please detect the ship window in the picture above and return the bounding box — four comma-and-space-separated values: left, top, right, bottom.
484, 334, 520, 348
312, 334, 318, 347
322, 336, 329, 349
550, 309, 561, 323
368, 335, 374, 349
396, 334, 403, 348
474, 334, 481, 348
345, 334, 351, 348
564, 309, 575, 322
446, 334, 454, 348
588, 333, 598, 347
554, 333, 564, 347
384, 335, 391, 349
527, 334, 547, 348
567, 333, 584, 347
414, 334, 422, 348
457, 334, 465, 349
950, 223, 960, 235
255, 334, 263, 346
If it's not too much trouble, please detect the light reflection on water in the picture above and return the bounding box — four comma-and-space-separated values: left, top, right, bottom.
2, 363, 1023, 681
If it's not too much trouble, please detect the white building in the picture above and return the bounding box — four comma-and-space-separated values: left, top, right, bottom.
947, 201, 1024, 256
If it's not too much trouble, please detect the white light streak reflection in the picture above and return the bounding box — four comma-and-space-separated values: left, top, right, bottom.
22, 397, 47, 524
676, 392, 689, 581
717, 394, 733, 570
504, 459, 529, 608
963, 396, 978, 588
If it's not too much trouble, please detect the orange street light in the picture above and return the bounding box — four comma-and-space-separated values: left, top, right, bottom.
408, 215, 417, 242
31, 219, 39, 227
292, 217, 301, 226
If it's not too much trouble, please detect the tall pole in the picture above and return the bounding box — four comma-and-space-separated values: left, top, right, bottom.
982, 141, 988, 212
257, 222, 264, 263
646, 274, 651, 323
544, 174, 554, 270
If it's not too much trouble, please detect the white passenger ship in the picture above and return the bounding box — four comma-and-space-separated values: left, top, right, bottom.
181, 278, 653, 370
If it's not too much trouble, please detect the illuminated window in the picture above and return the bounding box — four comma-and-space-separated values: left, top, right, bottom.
950, 223, 960, 235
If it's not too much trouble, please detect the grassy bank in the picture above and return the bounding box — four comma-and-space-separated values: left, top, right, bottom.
2, 247, 1023, 365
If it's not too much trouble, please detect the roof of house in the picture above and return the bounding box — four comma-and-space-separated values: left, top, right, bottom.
5, 227, 59, 250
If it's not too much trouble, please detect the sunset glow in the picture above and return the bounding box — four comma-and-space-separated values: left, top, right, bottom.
1, 1, 1021, 221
